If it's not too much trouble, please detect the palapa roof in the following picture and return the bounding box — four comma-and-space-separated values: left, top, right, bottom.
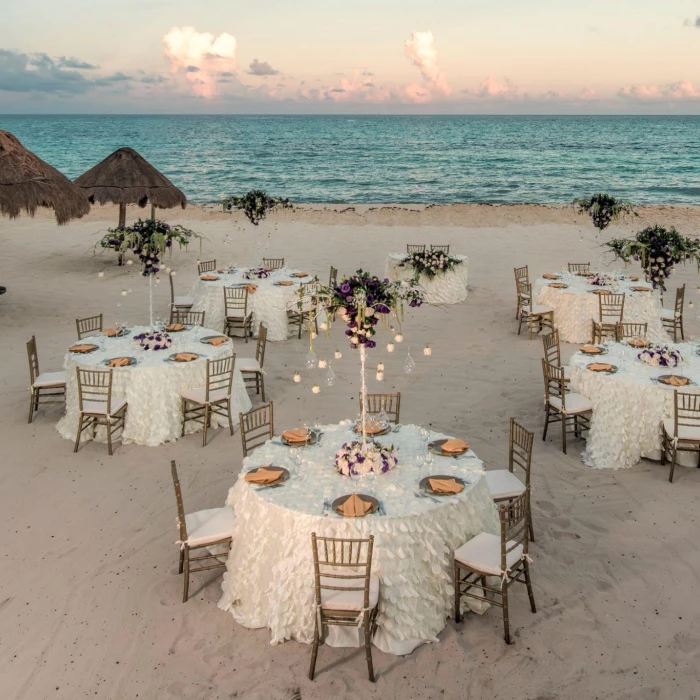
74, 147, 187, 210
0, 130, 90, 225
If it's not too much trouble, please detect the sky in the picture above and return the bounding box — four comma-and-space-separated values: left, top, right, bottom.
1, 0, 700, 114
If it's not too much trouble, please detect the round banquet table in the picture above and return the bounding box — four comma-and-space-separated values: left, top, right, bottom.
217, 421, 499, 656
190, 266, 313, 341
384, 253, 469, 304
534, 274, 667, 344
56, 325, 252, 447
569, 341, 700, 469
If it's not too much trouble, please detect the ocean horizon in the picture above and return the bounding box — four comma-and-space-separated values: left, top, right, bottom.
2, 114, 699, 206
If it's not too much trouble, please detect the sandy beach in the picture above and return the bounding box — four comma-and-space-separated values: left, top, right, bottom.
1, 203, 699, 700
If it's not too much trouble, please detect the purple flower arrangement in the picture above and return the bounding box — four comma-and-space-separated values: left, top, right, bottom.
243, 267, 271, 280
637, 344, 682, 368
133, 331, 172, 351
400, 250, 462, 280
588, 275, 609, 286
334, 440, 398, 477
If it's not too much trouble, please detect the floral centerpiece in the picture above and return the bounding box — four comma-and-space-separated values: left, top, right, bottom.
588, 275, 609, 286
638, 345, 682, 368
133, 331, 172, 351
221, 189, 292, 225
572, 193, 636, 232
244, 267, 271, 280
400, 250, 463, 280
335, 440, 398, 477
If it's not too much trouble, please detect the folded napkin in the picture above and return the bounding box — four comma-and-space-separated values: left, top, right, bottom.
548, 283, 566, 289
356, 419, 385, 435
576, 271, 593, 276
542, 273, 559, 280
628, 339, 648, 348
292, 272, 309, 278
338, 494, 373, 517
244, 467, 284, 484
166, 323, 185, 332
441, 438, 469, 454
581, 344, 603, 354
103, 327, 122, 337
217, 268, 225, 273
630, 276, 639, 281
282, 429, 310, 444
69, 344, 96, 353
588, 363, 613, 372
593, 289, 611, 295
632, 286, 651, 292
277, 280, 294, 286
200, 275, 219, 281
174, 352, 198, 362
108, 357, 131, 368
203, 336, 228, 347
661, 376, 690, 387
245, 284, 258, 295
428, 477, 464, 495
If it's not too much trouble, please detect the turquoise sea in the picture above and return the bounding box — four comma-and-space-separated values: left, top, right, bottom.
1, 115, 699, 204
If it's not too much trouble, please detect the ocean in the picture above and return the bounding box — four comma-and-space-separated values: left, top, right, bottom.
2, 115, 699, 205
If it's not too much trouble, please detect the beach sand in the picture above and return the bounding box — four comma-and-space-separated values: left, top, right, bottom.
1, 203, 699, 700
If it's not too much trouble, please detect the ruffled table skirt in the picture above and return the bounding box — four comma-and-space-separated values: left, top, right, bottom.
385, 254, 469, 305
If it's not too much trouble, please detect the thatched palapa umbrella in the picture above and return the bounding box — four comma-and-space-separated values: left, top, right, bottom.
0, 130, 90, 225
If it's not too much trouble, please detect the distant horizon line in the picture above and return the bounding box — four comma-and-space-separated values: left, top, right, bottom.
2, 113, 700, 118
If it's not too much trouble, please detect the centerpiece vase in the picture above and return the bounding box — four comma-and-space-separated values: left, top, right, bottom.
360, 344, 368, 450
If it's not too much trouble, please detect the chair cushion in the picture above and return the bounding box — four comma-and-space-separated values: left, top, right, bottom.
662, 418, 700, 441
320, 573, 379, 611
226, 313, 252, 322
454, 532, 524, 576
238, 357, 261, 372
523, 304, 553, 315
549, 393, 593, 414
185, 507, 235, 547
173, 296, 194, 307
181, 387, 229, 404
660, 308, 677, 320
81, 397, 127, 415
33, 370, 67, 388
485, 470, 526, 500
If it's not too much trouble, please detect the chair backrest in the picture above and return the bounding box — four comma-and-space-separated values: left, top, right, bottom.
198, 260, 216, 274
205, 355, 235, 402
224, 286, 249, 317
616, 322, 648, 342
26, 335, 40, 385
431, 244, 450, 254
514, 265, 529, 285
672, 390, 700, 437
509, 418, 534, 488
239, 402, 274, 457
407, 244, 426, 254
263, 258, 284, 270
170, 309, 206, 326
76, 314, 103, 339
255, 323, 268, 367
76, 367, 114, 413
598, 293, 625, 322
568, 263, 590, 273
311, 533, 374, 612
359, 392, 401, 423
519, 282, 534, 313
675, 284, 686, 316
542, 360, 566, 409
329, 266, 338, 287
168, 271, 176, 303
498, 490, 530, 571
170, 460, 189, 544
542, 329, 561, 366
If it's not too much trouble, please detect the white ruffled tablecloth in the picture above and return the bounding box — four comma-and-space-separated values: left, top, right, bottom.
189, 266, 313, 341
218, 421, 499, 656
56, 325, 252, 447
384, 254, 469, 305
534, 274, 667, 344
569, 341, 700, 469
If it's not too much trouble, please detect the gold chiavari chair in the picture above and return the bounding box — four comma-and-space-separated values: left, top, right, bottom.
542, 329, 569, 382
76, 313, 103, 339
170, 460, 234, 603
542, 360, 592, 454
591, 293, 625, 343
406, 244, 426, 254
514, 265, 529, 319
198, 260, 216, 275
239, 323, 268, 402
485, 419, 535, 541
263, 257, 285, 270
181, 356, 236, 447
518, 283, 554, 339
359, 392, 401, 423
288, 279, 320, 339
169, 271, 194, 312
169, 309, 206, 327
661, 390, 700, 483
661, 284, 685, 342
454, 490, 536, 645
26, 335, 66, 423
568, 262, 590, 273
430, 244, 450, 254
329, 265, 338, 287
616, 322, 648, 342
223, 286, 253, 342
239, 402, 274, 457
73, 367, 128, 456
309, 533, 379, 682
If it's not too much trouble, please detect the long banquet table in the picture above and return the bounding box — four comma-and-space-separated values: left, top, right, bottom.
385, 254, 469, 304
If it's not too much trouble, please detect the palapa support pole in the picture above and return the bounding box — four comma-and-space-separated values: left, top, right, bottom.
150, 203, 156, 221
118, 203, 127, 266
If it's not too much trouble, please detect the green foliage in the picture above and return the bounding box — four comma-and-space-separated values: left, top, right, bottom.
572, 193, 636, 232
221, 189, 292, 225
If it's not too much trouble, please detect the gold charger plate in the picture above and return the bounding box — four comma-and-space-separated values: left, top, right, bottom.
428, 439, 469, 457
332, 493, 379, 517
244, 466, 289, 486
419, 475, 466, 495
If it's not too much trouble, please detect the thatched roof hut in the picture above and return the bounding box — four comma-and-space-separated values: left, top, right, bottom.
0, 130, 90, 225
74, 147, 186, 226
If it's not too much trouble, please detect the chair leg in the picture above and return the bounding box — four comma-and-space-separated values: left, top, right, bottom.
106, 419, 113, 456
202, 405, 210, 447
364, 614, 376, 683
517, 314, 523, 335
74, 415, 84, 453
528, 503, 535, 543
454, 561, 461, 623
561, 414, 567, 454
182, 547, 190, 603
178, 548, 184, 575
28, 390, 36, 424
181, 398, 187, 437
660, 433, 667, 465
308, 613, 320, 680
227, 401, 234, 437
524, 561, 537, 613
502, 579, 511, 644
669, 444, 678, 483
542, 408, 549, 441
260, 374, 266, 402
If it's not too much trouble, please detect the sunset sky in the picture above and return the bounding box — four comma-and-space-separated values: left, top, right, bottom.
2, 0, 700, 113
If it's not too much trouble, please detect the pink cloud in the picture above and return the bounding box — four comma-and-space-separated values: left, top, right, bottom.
618, 80, 700, 100
465, 76, 518, 98
403, 32, 451, 96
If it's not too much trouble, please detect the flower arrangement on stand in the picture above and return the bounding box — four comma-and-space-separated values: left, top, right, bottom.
400, 250, 463, 280
637, 345, 682, 368
335, 440, 398, 477
221, 190, 292, 225
572, 193, 637, 233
